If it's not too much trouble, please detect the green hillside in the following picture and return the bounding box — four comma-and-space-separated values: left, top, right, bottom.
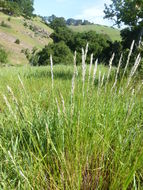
0, 12, 53, 65
69, 24, 121, 41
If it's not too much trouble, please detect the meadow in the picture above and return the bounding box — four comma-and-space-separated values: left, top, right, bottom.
0, 50, 143, 189
69, 24, 121, 41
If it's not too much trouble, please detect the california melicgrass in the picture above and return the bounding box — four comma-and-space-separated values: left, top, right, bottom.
0, 44, 143, 189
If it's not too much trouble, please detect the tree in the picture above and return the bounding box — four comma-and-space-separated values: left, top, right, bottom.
1, 0, 34, 17
13, 0, 34, 17
49, 17, 66, 31
66, 18, 77, 26
38, 41, 73, 66
50, 27, 74, 46
104, 0, 143, 46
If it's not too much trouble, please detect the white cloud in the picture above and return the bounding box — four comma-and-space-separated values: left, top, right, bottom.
74, 4, 112, 26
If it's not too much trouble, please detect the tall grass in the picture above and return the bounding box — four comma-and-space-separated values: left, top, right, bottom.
0, 51, 143, 189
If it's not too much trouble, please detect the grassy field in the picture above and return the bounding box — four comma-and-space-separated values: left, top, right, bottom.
0, 12, 53, 65
0, 52, 143, 189
69, 24, 121, 41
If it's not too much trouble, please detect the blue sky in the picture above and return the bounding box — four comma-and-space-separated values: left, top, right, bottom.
34, 0, 113, 26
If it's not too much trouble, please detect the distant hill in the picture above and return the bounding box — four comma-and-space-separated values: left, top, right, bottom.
68, 24, 121, 42
0, 12, 53, 65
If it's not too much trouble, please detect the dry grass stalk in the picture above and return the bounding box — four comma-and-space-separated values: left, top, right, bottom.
127, 53, 141, 88
74, 51, 78, 76
60, 93, 66, 116
101, 73, 105, 87
3, 94, 17, 120
50, 54, 54, 89
18, 75, 26, 93
111, 53, 123, 91
71, 73, 75, 97
122, 40, 135, 79
92, 59, 98, 86
98, 71, 101, 94
55, 98, 61, 116
84, 43, 89, 61
7, 85, 24, 119
87, 53, 93, 92
8, 151, 33, 189
7, 85, 19, 107
82, 48, 86, 97
105, 53, 115, 90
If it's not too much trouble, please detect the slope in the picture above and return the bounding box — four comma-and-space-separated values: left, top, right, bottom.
68, 24, 121, 41
0, 12, 53, 65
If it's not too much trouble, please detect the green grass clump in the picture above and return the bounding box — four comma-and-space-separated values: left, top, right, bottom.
0, 56, 143, 189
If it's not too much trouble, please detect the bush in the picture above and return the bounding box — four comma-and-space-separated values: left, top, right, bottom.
7, 17, 11, 22
0, 21, 11, 28
15, 39, 20, 44
23, 22, 28, 27
38, 41, 73, 66
0, 46, 8, 64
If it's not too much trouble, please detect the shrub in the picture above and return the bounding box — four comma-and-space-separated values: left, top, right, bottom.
38, 41, 73, 66
15, 39, 20, 44
0, 21, 11, 28
0, 46, 8, 64
23, 22, 28, 27
7, 17, 11, 22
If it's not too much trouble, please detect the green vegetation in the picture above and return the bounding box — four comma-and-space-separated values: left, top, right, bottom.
15, 39, 20, 44
0, 12, 52, 65
0, 45, 8, 64
34, 17, 113, 66
0, 0, 34, 17
0, 50, 143, 188
0, 1, 143, 189
69, 24, 121, 41
38, 41, 73, 66
0, 20, 11, 28
104, 0, 143, 47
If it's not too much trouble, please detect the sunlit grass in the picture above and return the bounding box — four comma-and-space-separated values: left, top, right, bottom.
0, 61, 143, 189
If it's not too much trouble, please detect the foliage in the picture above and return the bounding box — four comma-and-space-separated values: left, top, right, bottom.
102, 40, 122, 66
121, 26, 141, 49
71, 31, 110, 57
23, 22, 28, 27
0, 0, 34, 17
0, 45, 8, 64
21, 47, 39, 66
38, 41, 73, 65
50, 23, 111, 63
15, 39, 20, 44
15, 0, 34, 17
104, 0, 143, 47
49, 17, 66, 31
50, 27, 74, 46
44, 15, 93, 26
104, 0, 143, 27
0, 20, 11, 28
7, 17, 11, 22
104, 0, 143, 71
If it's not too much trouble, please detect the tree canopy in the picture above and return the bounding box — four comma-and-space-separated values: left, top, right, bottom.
0, 0, 34, 17
104, 0, 143, 27
104, 0, 143, 47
